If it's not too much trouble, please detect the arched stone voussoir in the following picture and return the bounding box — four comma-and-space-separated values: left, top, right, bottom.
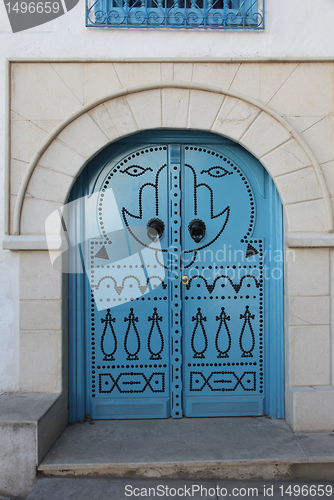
187, 90, 224, 131
21, 165, 75, 236
14, 82, 333, 235
211, 96, 261, 142
88, 97, 139, 143
21, 197, 63, 236
241, 112, 292, 158
56, 113, 110, 160
162, 88, 190, 129
26, 166, 75, 205
285, 199, 328, 233
261, 139, 312, 179
127, 89, 162, 130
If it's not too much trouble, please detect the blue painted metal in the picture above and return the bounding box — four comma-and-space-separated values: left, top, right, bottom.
181, 144, 282, 417
87, 146, 171, 419
266, 173, 284, 418
224, 144, 284, 418
182, 145, 262, 416
68, 131, 282, 423
68, 174, 87, 423
169, 144, 183, 418
86, 0, 264, 29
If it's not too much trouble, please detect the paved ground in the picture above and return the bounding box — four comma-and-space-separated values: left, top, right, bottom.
17, 417, 334, 499
25, 477, 334, 500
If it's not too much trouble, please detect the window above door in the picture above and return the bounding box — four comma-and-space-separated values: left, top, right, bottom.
86, 0, 264, 29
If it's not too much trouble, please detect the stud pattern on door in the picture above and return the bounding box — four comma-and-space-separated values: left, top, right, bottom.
89, 146, 171, 418
182, 146, 264, 416
78, 140, 280, 420
169, 144, 183, 417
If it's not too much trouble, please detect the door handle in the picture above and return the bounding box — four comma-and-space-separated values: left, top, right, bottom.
181, 276, 189, 285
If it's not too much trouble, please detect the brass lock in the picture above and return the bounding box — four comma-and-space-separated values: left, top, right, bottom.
181, 275, 189, 285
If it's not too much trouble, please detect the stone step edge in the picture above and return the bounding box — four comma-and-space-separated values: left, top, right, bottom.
38, 457, 334, 473
37, 461, 334, 481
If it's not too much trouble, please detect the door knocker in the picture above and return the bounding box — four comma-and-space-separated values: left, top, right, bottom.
188, 219, 206, 243
147, 218, 165, 240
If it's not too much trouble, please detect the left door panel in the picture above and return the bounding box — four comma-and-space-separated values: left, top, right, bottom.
75, 145, 172, 419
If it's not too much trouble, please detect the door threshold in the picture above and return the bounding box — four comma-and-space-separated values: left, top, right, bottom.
38, 417, 334, 480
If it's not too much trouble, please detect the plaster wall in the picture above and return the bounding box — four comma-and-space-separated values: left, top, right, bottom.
0, 57, 19, 392
1, 0, 334, 60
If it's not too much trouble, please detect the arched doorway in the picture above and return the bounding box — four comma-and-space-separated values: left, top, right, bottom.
68, 130, 284, 422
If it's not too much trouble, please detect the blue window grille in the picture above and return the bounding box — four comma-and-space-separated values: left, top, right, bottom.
86, 0, 264, 29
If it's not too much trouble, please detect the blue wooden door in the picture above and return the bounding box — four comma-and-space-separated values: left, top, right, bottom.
85, 146, 173, 419
69, 134, 283, 422
182, 145, 267, 416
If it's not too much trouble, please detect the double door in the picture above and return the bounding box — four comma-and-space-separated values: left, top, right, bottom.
69, 137, 283, 420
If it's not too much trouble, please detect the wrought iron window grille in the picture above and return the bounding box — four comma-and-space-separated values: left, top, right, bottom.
86, 0, 264, 29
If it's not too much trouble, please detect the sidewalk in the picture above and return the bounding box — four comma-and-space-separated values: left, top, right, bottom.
25, 477, 334, 500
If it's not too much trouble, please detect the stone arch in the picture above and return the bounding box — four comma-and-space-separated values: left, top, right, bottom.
14, 83, 333, 235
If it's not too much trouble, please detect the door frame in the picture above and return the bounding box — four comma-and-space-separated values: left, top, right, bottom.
68, 129, 284, 423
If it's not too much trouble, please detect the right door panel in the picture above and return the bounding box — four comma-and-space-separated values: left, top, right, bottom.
181, 144, 278, 417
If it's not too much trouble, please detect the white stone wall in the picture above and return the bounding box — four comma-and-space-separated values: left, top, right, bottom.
2, 61, 334, 431
9, 62, 334, 238
1, 0, 334, 430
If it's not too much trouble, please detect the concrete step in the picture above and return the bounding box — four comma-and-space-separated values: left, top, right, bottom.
25, 477, 334, 500
0, 392, 67, 498
38, 417, 334, 481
